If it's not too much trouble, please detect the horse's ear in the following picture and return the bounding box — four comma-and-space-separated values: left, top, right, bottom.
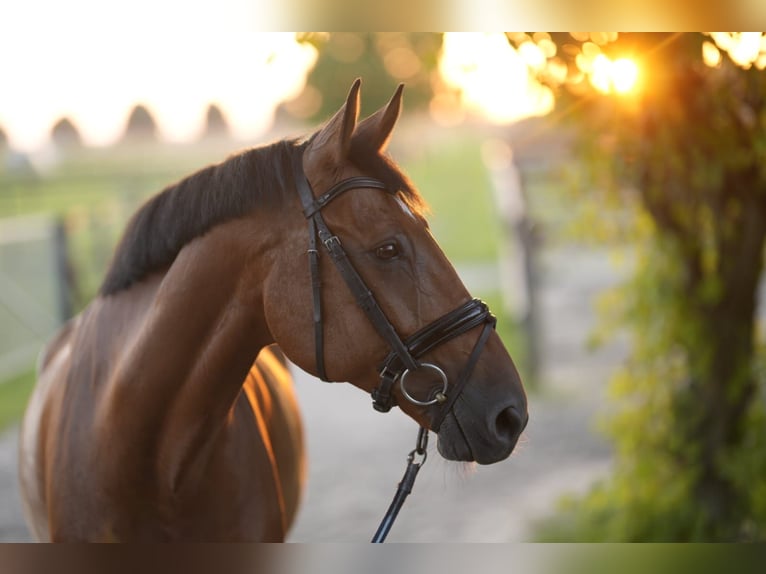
305, 78, 361, 166
353, 83, 404, 153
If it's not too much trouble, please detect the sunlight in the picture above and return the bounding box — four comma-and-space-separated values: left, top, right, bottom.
702, 41, 723, 68
611, 58, 640, 94
708, 32, 766, 70
437, 33, 554, 126
0, 1, 316, 152
588, 54, 639, 95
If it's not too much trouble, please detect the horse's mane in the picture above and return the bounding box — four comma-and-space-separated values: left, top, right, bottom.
99, 135, 426, 296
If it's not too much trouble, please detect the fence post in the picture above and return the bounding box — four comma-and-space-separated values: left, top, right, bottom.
52, 217, 74, 324
486, 144, 541, 386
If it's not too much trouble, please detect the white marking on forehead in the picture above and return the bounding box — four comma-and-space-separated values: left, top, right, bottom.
395, 196, 417, 220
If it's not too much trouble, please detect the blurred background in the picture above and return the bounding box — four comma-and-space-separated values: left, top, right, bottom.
1, 30, 766, 542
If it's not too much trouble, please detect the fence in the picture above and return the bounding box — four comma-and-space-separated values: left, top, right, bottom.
0, 214, 73, 382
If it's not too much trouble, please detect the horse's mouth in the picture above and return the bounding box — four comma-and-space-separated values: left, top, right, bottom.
436, 425, 475, 462
435, 413, 502, 465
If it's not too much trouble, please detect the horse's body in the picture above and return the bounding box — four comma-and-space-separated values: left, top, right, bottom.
20, 268, 304, 541
19, 81, 528, 541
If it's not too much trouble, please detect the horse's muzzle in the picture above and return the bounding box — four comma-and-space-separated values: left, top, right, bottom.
436, 384, 528, 465
492, 404, 528, 456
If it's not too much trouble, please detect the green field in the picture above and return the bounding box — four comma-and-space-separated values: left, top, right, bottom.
0, 370, 34, 432
0, 132, 525, 427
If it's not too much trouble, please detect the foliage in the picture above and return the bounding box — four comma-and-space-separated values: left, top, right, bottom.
290, 33, 441, 121
529, 33, 766, 541
538, 226, 766, 540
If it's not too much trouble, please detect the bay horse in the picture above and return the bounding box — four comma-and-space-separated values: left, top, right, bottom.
18, 80, 528, 542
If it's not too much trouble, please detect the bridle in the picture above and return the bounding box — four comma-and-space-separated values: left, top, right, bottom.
293, 150, 497, 432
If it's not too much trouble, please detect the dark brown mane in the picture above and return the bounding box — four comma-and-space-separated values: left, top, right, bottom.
100, 135, 427, 296
99, 139, 299, 295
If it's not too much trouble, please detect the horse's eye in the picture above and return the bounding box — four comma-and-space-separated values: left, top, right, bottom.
375, 242, 400, 260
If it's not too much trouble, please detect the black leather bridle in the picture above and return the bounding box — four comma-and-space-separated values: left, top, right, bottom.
293, 150, 496, 432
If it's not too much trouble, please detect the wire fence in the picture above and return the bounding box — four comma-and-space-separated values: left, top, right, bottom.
0, 214, 79, 383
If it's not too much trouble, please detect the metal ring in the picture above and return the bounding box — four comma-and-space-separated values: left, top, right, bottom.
399, 363, 448, 406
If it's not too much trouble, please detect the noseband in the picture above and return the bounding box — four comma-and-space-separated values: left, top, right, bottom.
293, 151, 496, 431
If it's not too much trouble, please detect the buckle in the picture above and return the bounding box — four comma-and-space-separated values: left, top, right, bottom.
371, 387, 394, 412
323, 235, 341, 250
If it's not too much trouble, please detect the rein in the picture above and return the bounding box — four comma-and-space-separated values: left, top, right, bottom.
371, 426, 429, 543
293, 150, 497, 541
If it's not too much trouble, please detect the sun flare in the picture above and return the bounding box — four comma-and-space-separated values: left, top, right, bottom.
589, 54, 639, 95
610, 58, 640, 94
437, 33, 554, 125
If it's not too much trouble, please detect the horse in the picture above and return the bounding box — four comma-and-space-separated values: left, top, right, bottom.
17, 80, 528, 542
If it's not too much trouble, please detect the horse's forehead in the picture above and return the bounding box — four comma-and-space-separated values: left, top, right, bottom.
350, 190, 414, 229
394, 196, 417, 221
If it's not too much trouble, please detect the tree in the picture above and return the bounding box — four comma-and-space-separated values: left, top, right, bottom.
51, 117, 83, 148
122, 104, 158, 142
517, 32, 766, 541
289, 33, 440, 121
202, 104, 229, 139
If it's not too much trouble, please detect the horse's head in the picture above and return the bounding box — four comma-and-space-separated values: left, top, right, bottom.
264, 80, 527, 464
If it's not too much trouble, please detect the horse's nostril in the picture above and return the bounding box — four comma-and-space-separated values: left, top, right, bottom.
494, 406, 527, 445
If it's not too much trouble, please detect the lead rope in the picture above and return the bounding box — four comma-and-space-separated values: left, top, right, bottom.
371, 426, 429, 543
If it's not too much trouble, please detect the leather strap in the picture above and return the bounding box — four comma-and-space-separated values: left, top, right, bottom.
293, 151, 419, 382
292, 148, 495, 428
306, 215, 326, 381
372, 299, 494, 413
303, 177, 388, 218
430, 317, 496, 432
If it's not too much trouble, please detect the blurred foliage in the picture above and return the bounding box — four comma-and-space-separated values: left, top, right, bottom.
288, 33, 441, 120
526, 33, 766, 541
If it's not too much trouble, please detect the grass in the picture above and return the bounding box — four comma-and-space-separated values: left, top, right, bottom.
405, 137, 502, 263
477, 290, 530, 384
0, 369, 35, 432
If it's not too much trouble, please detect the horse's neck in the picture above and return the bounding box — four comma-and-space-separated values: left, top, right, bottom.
98, 218, 275, 492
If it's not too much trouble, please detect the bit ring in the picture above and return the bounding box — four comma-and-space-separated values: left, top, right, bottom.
399, 363, 448, 406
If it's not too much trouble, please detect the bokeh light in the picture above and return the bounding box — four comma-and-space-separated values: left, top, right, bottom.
437, 33, 554, 125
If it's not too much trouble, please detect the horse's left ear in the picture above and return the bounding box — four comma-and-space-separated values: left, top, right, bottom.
353, 84, 404, 153
305, 78, 361, 168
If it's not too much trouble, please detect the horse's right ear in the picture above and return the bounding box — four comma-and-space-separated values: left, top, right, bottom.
304, 79, 361, 169
354, 83, 404, 154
